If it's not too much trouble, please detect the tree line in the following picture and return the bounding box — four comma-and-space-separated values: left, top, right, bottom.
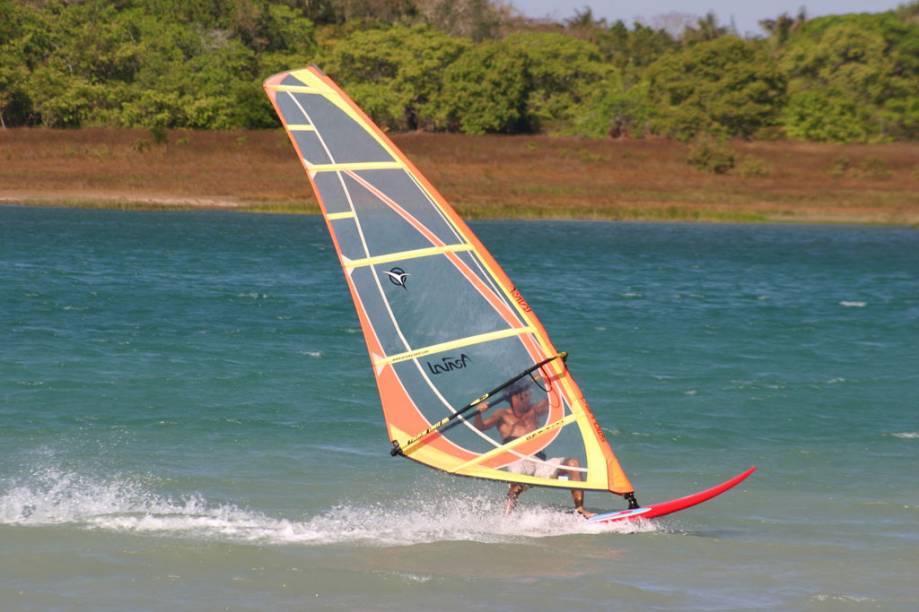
1, 0, 917, 142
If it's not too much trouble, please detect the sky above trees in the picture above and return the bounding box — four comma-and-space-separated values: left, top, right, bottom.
512, 0, 905, 35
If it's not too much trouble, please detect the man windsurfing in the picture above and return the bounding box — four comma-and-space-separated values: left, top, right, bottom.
473, 380, 596, 518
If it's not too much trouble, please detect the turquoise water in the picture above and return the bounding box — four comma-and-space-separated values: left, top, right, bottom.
1, 206, 917, 610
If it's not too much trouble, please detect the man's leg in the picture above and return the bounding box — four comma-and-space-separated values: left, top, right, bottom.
505, 483, 527, 514
562, 458, 595, 518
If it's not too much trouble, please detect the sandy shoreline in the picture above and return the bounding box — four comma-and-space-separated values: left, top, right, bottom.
1, 128, 917, 225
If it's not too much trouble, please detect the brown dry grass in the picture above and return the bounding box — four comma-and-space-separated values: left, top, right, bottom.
1, 128, 917, 224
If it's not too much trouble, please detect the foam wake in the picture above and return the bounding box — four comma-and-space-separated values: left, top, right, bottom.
0, 468, 655, 545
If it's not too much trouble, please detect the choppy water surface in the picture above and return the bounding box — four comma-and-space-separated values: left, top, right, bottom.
1, 207, 917, 610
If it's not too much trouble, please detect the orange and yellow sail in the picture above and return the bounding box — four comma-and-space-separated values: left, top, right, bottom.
264, 66, 633, 494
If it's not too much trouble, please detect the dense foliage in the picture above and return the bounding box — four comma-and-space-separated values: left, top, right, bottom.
1, 0, 917, 142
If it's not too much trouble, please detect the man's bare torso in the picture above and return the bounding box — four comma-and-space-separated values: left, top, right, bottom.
493, 400, 548, 440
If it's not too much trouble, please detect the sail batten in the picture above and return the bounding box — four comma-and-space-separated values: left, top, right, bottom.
310, 162, 403, 173
374, 326, 536, 367
344, 244, 473, 269
449, 414, 578, 474
267, 84, 318, 93
265, 66, 635, 494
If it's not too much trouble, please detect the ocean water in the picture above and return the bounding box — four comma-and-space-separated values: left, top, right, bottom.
1, 206, 917, 611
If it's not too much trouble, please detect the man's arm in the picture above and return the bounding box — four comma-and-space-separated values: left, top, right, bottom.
474, 403, 504, 431
533, 398, 550, 416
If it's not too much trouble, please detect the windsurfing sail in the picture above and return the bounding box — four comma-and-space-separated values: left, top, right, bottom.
264, 66, 634, 495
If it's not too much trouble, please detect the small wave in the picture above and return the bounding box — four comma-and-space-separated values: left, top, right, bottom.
839, 301, 866, 308
17, 380, 45, 387
0, 469, 655, 546
299, 350, 322, 358
890, 432, 919, 439
373, 570, 433, 584
810, 594, 874, 604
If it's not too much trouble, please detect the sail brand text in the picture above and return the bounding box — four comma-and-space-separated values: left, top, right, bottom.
590, 414, 608, 446
427, 354, 471, 375
511, 286, 532, 313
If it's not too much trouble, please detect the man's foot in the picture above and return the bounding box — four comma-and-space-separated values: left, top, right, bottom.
624, 492, 640, 510
575, 506, 596, 519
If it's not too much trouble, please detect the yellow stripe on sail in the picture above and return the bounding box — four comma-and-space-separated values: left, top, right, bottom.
309, 161, 403, 173
326, 211, 355, 220
345, 244, 473, 269
448, 414, 577, 474
267, 84, 317, 93
376, 327, 535, 367
287, 124, 315, 131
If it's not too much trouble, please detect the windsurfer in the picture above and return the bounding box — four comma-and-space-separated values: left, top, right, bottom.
473, 381, 595, 518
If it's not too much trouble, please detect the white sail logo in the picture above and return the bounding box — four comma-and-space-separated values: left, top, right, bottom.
383, 267, 410, 289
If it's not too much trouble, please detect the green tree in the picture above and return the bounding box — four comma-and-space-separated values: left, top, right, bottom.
779, 13, 919, 141
572, 72, 653, 138
645, 36, 786, 139
435, 40, 529, 133
321, 24, 467, 130
503, 32, 610, 132
759, 9, 807, 47
597, 20, 678, 71
230, 0, 317, 54
4, 0, 318, 129
0, 0, 33, 126
782, 90, 870, 142
328, 0, 418, 24
681, 12, 729, 45
416, 0, 507, 40
896, 1, 919, 20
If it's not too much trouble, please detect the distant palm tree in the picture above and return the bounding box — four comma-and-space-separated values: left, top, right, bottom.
759, 9, 807, 44
565, 7, 606, 30
682, 12, 728, 44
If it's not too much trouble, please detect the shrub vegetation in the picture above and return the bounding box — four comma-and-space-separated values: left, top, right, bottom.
1, 0, 917, 143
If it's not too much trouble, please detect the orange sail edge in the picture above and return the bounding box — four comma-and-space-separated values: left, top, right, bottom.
264, 64, 637, 497
582, 401, 635, 495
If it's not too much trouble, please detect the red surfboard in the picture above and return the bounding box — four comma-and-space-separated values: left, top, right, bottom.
588, 466, 757, 524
